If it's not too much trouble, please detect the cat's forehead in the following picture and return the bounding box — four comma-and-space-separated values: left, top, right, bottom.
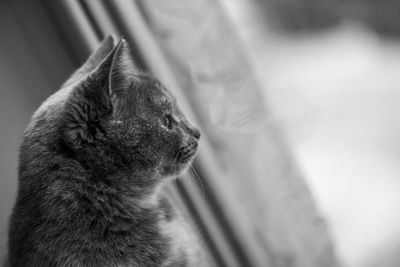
156, 88, 176, 106
144, 77, 176, 106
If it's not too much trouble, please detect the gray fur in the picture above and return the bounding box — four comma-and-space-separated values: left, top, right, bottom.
8, 36, 201, 267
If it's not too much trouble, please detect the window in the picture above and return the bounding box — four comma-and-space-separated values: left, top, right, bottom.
3, 1, 398, 267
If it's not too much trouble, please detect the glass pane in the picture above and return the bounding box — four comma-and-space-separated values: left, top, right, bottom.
139, 0, 400, 267
138, 0, 342, 266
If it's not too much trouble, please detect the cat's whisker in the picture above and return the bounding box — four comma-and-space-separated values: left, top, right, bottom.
172, 152, 179, 186
190, 165, 206, 196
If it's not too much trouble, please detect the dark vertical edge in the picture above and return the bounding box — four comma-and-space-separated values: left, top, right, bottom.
175, 179, 229, 267
7, 1, 55, 88
190, 164, 258, 267
41, 0, 99, 65
78, 0, 103, 40
100, 1, 149, 71
41, 0, 82, 66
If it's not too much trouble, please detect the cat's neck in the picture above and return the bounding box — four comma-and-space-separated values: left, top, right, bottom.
136, 182, 165, 209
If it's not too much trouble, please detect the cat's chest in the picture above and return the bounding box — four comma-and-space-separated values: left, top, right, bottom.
158, 211, 202, 266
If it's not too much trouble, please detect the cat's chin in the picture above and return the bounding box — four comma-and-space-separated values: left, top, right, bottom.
175, 161, 192, 176
160, 145, 198, 178
161, 160, 193, 179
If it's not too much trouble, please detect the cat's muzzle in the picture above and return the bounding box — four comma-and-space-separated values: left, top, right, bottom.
177, 142, 198, 163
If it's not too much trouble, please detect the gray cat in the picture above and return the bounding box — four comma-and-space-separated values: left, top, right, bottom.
8, 36, 202, 267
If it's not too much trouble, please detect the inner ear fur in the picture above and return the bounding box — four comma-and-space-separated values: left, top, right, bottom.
61, 37, 134, 148
108, 38, 137, 96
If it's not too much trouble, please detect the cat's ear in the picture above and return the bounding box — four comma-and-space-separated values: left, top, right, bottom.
108, 38, 137, 96
63, 35, 117, 87
61, 38, 137, 148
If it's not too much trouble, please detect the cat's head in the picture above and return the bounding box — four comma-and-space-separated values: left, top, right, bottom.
60, 37, 200, 183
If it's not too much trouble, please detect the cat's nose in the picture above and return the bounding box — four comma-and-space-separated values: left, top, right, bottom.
190, 127, 201, 140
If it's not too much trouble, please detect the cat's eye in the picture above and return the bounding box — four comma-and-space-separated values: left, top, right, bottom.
162, 114, 174, 129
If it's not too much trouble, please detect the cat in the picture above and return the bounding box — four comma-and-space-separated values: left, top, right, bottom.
8, 36, 202, 267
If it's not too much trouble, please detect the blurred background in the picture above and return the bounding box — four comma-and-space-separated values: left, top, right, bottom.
1, 0, 400, 266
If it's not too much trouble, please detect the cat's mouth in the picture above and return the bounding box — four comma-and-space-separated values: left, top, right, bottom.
177, 142, 198, 164
162, 142, 198, 177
